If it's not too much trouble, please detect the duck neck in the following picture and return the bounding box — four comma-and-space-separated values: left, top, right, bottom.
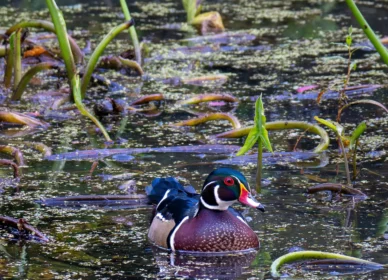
199, 182, 234, 211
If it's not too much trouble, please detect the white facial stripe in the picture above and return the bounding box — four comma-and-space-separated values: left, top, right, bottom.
202, 180, 215, 191
169, 216, 189, 251
214, 185, 236, 210
200, 196, 220, 210
156, 189, 171, 210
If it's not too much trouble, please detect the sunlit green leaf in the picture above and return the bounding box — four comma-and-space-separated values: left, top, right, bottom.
236, 95, 272, 156
350, 122, 367, 149
314, 116, 344, 135
256, 95, 273, 152
351, 61, 357, 71
236, 127, 259, 156
346, 35, 352, 47
348, 25, 353, 36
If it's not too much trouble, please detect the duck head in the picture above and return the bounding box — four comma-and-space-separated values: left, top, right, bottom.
200, 167, 265, 212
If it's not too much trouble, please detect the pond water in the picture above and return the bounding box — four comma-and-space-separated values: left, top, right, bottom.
0, 0, 388, 279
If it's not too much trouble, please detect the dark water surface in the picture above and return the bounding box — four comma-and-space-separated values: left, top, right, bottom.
0, 0, 388, 279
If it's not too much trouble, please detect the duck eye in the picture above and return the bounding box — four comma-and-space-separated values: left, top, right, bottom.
224, 177, 234, 186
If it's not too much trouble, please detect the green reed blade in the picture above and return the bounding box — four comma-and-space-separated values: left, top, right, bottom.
119, 0, 142, 65
80, 20, 133, 98
11, 62, 58, 101
6, 19, 83, 64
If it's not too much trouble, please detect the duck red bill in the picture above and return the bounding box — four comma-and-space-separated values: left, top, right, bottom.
239, 184, 265, 212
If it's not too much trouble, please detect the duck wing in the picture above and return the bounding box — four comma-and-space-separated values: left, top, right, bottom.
146, 177, 200, 223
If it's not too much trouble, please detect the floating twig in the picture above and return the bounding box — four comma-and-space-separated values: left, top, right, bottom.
0, 216, 50, 242
307, 183, 367, 197
38, 194, 148, 208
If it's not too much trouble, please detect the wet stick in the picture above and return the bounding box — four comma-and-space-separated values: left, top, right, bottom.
119, 0, 142, 65
346, 0, 388, 66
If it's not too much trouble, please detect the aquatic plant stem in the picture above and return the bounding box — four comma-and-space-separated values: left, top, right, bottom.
73, 76, 112, 142
337, 134, 351, 186
13, 29, 22, 90
80, 20, 133, 98
11, 62, 58, 101
0, 45, 6, 57
45, 0, 77, 93
345, 0, 388, 65
119, 0, 142, 65
352, 141, 358, 180
46, 0, 111, 142
256, 139, 262, 192
271, 250, 384, 278
4, 34, 14, 88
6, 20, 83, 64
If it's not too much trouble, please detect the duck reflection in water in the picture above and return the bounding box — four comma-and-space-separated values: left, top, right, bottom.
151, 246, 258, 279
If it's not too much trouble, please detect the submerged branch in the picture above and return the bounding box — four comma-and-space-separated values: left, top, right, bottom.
307, 183, 367, 197
0, 216, 50, 242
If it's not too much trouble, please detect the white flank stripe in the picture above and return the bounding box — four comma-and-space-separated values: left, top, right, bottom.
169, 216, 189, 251
237, 216, 248, 226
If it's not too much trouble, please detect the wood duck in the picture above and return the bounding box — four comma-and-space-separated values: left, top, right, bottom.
146, 168, 265, 253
